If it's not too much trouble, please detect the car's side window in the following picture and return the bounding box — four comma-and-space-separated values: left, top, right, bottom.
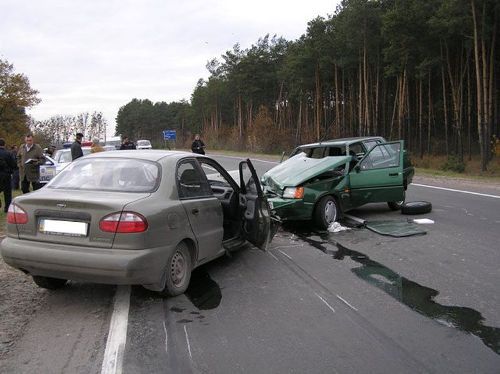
348, 143, 364, 157
177, 160, 212, 199
310, 147, 326, 159
360, 143, 401, 170
363, 140, 378, 152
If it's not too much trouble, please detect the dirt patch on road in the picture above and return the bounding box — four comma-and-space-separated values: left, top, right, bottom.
0, 252, 47, 358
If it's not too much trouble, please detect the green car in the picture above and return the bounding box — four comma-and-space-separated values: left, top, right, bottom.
261, 137, 414, 229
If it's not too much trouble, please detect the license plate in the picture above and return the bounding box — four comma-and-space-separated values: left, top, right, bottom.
39, 219, 88, 237
40, 167, 56, 182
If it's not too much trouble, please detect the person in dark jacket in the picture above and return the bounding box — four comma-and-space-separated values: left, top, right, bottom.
0, 139, 16, 212
17, 133, 45, 194
191, 134, 206, 155
10, 145, 19, 190
71, 132, 84, 160
120, 136, 136, 150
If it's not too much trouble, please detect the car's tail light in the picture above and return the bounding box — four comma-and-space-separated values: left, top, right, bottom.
7, 203, 29, 224
99, 212, 148, 233
282, 187, 304, 199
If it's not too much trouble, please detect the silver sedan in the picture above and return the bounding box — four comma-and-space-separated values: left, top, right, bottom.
1, 150, 274, 296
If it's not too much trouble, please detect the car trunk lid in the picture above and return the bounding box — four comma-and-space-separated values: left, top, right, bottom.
13, 190, 150, 249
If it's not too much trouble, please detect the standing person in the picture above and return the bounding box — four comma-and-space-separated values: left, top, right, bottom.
45, 144, 56, 157
120, 136, 136, 150
10, 145, 19, 190
191, 134, 206, 155
17, 133, 44, 194
0, 139, 17, 212
71, 132, 84, 160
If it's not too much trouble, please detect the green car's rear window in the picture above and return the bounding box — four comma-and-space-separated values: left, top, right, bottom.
48, 158, 160, 192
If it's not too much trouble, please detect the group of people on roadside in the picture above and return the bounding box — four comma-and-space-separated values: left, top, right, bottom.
0, 132, 111, 213
0, 133, 45, 213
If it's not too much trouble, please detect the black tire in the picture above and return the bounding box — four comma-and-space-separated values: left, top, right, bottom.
401, 201, 432, 215
388, 190, 406, 211
314, 195, 339, 230
32, 276, 67, 290
160, 242, 192, 297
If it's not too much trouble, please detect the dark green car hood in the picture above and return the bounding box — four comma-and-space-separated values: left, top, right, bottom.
262, 154, 351, 191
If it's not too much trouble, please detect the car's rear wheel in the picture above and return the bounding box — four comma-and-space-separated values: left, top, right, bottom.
388, 190, 405, 211
314, 195, 339, 230
32, 276, 67, 290
160, 242, 192, 297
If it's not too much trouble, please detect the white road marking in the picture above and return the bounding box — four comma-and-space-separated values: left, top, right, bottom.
183, 325, 193, 359
336, 294, 358, 311
162, 321, 168, 354
271, 244, 304, 250
412, 183, 500, 199
278, 249, 293, 260
314, 293, 336, 313
268, 252, 279, 261
101, 286, 131, 374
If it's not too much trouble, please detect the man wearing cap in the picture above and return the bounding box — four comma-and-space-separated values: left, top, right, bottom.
71, 132, 84, 161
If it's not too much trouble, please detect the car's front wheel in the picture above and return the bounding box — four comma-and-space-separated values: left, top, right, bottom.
160, 242, 192, 297
314, 195, 339, 230
32, 276, 67, 290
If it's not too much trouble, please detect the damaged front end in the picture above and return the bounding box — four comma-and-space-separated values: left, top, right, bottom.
261, 154, 352, 222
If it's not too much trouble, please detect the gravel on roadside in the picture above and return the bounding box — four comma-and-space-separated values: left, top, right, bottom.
0, 247, 47, 359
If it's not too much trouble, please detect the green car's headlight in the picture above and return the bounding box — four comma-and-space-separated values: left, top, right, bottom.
282, 187, 304, 199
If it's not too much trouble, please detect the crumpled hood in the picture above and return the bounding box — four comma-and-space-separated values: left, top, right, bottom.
262, 153, 351, 190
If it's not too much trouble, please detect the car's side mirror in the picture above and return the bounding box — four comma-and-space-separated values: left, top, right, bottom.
354, 165, 361, 173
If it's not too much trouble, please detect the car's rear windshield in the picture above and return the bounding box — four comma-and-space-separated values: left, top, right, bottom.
48, 158, 160, 192
137, 140, 151, 146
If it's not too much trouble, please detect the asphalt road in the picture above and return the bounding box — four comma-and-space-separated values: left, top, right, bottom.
1, 154, 499, 373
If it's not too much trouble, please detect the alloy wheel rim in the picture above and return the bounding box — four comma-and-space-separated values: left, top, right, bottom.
170, 251, 186, 286
324, 201, 337, 223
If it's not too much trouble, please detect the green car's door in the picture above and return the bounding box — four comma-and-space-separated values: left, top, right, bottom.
349, 141, 404, 207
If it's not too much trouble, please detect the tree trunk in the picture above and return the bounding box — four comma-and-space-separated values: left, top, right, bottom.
363, 42, 370, 135
471, 0, 486, 171
390, 75, 400, 140
334, 64, 340, 137
427, 71, 433, 156
315, 64, 321, 140
418, 78, 423, 159
374, 58, 380, 135
441, 61, 449, 156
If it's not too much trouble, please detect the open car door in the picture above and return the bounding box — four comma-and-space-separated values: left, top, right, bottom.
238, 159, 274, 250
349, 141, 405, 206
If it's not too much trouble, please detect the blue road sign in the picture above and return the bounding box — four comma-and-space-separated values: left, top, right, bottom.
163, 130, 176, 140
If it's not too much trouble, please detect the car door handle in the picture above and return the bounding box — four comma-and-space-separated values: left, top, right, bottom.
191, 208, 199, 215
389, 172, 399, 176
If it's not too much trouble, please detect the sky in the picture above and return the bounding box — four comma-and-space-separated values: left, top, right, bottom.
1, 0, 339, 136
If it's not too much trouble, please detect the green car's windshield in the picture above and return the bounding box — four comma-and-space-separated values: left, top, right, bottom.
48, 158, 160, 192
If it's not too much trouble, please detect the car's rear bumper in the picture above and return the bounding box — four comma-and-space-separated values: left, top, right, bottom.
268, 197, 314, 221
0, 237, 175, 290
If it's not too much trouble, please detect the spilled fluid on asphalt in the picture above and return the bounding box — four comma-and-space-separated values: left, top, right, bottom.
185, 268, 222, 310
285, 224, 500, 355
